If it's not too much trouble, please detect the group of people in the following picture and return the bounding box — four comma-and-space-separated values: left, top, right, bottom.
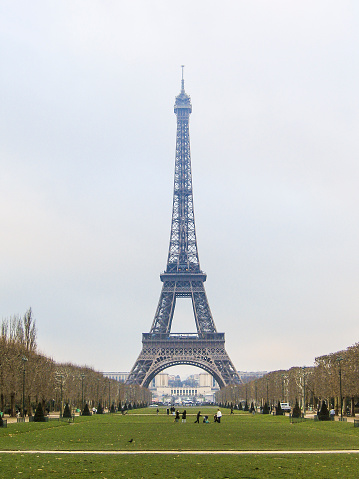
164, 407, 223, 424
174, 409, 186, 423
194, 409, 222, 424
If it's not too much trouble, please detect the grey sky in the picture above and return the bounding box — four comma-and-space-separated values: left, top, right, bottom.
1, 1, 359, 377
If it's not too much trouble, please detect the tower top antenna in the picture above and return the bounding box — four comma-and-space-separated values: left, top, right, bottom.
181, 65, 185, 91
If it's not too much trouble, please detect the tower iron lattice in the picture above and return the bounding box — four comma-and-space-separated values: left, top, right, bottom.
127, 72, 241, 388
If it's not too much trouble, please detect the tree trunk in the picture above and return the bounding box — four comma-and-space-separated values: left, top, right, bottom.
27, 395, 33, 416
10, 392, 16, 417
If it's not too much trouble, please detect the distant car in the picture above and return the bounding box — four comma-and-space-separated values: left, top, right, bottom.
149, 404, 159, 407
280, 403, 291, 412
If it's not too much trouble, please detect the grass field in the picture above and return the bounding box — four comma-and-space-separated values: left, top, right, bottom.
1, 407, 359, 477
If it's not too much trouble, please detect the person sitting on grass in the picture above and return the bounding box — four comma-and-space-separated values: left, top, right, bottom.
203, 415, 209, 423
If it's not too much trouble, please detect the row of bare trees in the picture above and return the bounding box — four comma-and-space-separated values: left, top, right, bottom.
216, 342, 359, 416
0, 309, 151, 416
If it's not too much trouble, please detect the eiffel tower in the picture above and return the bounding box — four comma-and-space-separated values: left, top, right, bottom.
127, 69, 241, 388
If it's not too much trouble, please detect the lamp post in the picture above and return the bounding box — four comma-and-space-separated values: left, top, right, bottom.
57, 374, 64, 418
22, 357, 28, 418
81, 374, 85, 412
266, 377, 269, 406
302, 367, 306, 418
255, 380, 258, 410
108, 378, 111, 412
337, 357, 343, 419
281, 374, 285, 401
97, 378, 100, 407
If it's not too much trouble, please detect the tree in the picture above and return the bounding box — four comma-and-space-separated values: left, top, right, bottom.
292, 400, 301, 418
63, 403, 72, 418
318, 400, 330, 421
262, 402, 270, 414
23, 308, 37, 351
276, 401, 283, 416
97, 403, 103, 414
82, 403, 91, 416
34, 402, 45, 422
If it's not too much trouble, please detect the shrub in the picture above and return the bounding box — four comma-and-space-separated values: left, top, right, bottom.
0, 415, 3, 427
292, 400, 301, 418
262, 402, 270, 414
238, 402, 243, 411
110, 404, 115, 413
318, 401, 330, 421
276, 401, 283, 416
249, 402, 255, 413
34, 402, 45, 422
63, 403, 72, 418
82, 403, 91, 416
244, 401, 249, 412
97, 403, 103, 414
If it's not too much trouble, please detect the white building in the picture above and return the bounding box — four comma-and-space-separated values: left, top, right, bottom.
102, 372, 129, 383
149, 372, 219, 403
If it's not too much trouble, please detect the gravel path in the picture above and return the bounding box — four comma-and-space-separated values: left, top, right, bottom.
1, 450, 359, 455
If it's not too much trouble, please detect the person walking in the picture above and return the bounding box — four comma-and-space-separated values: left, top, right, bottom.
175, 410, 180, 422
194, 411, 201, 423
182, 410, 187, 423
216, 408, 222, 423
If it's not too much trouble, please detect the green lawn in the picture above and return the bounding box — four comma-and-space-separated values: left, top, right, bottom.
1, 408, 359, 477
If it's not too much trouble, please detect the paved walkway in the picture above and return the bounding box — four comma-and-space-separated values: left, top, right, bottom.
3, 412, 357, 424
1, 450, 359, 455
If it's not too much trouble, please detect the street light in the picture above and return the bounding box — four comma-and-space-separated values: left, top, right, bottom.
22, 357, 28, 418
337, 357, 343, 419
57, 374, 64, 418
281, 374, 285, 401
302, 367, 306, 418
255, 380, 258, 410
81, 374, 85, 412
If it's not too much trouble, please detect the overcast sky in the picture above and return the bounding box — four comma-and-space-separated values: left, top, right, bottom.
1, 1, 359, 379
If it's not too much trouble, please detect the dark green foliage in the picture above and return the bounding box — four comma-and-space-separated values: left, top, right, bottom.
123, 403, 128, 411
63, 403, 72, 418
318, 401, 330, 421
292, 400, 301, 418
118, 400, 122, 411
34, 402, 45, 422
244, 401, 249, 411
276, 401, 283, 416
97, 403, 103, 414
82, 403, 91, 416
250, 402, 255, 413
128, 402, 132, 410
0, 415, 3, 427
110, 403, 115, 413
238, 402, 243, 411
262, 402, 270, 414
